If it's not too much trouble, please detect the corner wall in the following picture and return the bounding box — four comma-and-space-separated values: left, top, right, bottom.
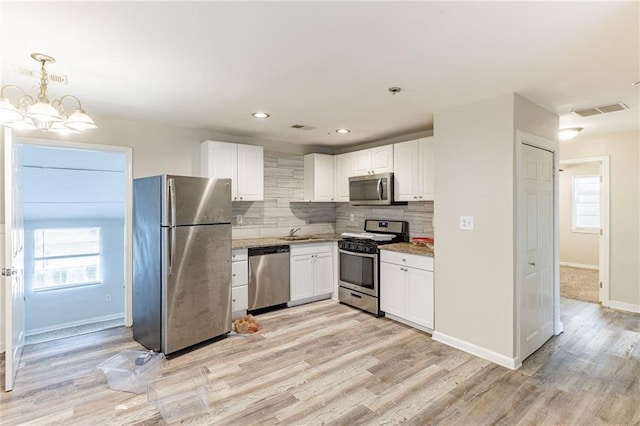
433, 93, 558, 366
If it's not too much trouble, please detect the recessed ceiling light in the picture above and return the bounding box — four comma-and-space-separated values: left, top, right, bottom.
558, 127, 583, 141
336, 128, 350, 134
252, 112, 270, 119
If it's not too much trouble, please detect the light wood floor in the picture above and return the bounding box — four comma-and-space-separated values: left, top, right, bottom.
1, 298, 639, 425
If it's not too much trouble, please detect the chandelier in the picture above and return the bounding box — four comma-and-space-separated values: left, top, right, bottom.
0, 53, 97, 133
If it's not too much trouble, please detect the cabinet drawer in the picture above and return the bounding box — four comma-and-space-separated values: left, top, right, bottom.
232, 285, 248, 313
290, 242, 334, 257
232, 260, 248, 287
232, 249, 248, 261
380, 250, 433, 271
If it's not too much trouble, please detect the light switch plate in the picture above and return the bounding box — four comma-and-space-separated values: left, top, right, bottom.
349, 214, 355, 222
237, 215, 243, 224
460, 216, 474, 230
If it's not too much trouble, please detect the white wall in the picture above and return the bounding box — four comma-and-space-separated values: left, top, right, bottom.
433, 93, 557, 364
559, 162, 599, 267
560, 130, 640, 309
24, 219, 125, 334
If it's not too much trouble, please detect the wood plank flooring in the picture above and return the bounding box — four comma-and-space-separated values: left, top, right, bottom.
0, 298, 638, 425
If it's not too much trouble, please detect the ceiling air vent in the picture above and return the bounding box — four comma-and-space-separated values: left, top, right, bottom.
291, 124, 315, 131
573, 102, 628, 117
12, 65, 68, 85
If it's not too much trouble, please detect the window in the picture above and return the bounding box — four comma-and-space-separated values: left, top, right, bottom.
34, 227, 101, 291
572, 175, 600, 233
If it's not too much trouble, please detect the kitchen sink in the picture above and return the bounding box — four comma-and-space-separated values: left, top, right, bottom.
279, 235, 314, 241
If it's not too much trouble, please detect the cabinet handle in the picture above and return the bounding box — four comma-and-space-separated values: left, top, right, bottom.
413, 196, 417, 199
232, 273, 236, 277
240, 196, 243, 200
529, 262, 536, 267
418, 196, 423, 199
402, 258, 406, 262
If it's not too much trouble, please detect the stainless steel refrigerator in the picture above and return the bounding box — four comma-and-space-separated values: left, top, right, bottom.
133, 175, 232, 355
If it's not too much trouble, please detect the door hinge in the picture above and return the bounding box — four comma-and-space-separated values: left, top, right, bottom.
1, 267, 16, 276
599, 282, 602, 288
600, 228, 603, 236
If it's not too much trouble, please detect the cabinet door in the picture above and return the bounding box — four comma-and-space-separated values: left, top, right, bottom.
334, 153, 352, 202
232, 260, 248, 287
201, 141, 238, 199
406, 267, 434, 329
371, 145, 394, 174
380, 261, 406, 317
419, 137, 435, 201
290, 254, 314, 302
232, 285, 248, 316
315, 154, 335, 201
352, 150, 372, 176
393, 140, 419, 201
314, 252, 334, 295
237, 144, 264, 201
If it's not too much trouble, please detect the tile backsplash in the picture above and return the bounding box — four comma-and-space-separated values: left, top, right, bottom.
335, 202, 434, 239
232, 150, 434, 240
232, 151, 336, 239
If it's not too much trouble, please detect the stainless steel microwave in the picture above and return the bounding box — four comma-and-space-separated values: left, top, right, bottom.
349, 173, 406, 206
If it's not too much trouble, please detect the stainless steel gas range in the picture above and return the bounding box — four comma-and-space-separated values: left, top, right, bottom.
338, 220, 408, 316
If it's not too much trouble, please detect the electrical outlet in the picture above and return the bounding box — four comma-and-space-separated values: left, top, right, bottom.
349, 214, 355, 222
106, 294, 112, 302
459, 216, 474, 230
237, 215, 243, 224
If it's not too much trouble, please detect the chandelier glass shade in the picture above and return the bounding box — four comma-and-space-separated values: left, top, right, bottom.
0, 53, 97, 133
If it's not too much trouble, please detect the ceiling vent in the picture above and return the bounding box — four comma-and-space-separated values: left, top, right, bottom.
12, 65, 68, 85
573, 102, 628, 117
291, 124, 315, 131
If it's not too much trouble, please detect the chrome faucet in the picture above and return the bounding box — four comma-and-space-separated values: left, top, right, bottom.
289, 227, 301, 237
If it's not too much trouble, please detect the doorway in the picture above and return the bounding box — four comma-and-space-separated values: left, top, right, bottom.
21, 143, 126, 343
558, 157, 610, 305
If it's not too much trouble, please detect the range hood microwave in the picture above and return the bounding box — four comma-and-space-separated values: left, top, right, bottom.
349, 173, 407, 206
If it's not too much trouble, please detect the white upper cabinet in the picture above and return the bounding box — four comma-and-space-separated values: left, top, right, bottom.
304, 153, 335, 202
201, 140, 264, 201
393, 137, 434, 201
334, 152, 352, 202
352, 145, 394, 176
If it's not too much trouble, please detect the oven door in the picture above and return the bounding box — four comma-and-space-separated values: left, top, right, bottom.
338, 249, 378, 297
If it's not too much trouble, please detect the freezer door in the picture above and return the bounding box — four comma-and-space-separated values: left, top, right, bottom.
162, 224, 232, 354
162, 175, 231, 226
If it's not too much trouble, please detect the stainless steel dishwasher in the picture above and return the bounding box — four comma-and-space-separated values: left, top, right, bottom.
248, 245, 290, 311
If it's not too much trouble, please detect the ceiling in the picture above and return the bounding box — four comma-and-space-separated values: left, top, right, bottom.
2, 2, 639, 147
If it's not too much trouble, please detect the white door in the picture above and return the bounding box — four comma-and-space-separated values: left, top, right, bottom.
379, 262, 405, 317
520, 144, 554, 361
4, 129, 25, 391
314, 155, 335, 201
393, 140, 418, 201
406, 267, 434, 329
237, 144, 263, 201
314, 252, 333, 295
290, 255, 314, 302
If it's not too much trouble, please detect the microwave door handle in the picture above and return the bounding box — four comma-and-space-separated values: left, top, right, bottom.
377, 178, 383, 200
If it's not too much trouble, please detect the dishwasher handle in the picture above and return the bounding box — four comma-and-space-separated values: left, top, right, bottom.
248, 245, 290, 256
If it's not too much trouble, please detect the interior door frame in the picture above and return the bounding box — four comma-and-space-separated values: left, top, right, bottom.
14, 136, 133, 327
559, 156, 610, 306
514, 130, 560, 368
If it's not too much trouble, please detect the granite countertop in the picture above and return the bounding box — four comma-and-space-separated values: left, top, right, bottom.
232, 233, 342, 249
380, 242, 434, 257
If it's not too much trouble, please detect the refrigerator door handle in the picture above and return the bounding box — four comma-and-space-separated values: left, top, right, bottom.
168, 178, 177, 227
168, 227, 175, 275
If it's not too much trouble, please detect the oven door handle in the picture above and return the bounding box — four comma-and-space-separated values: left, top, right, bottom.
339, 249, 377, 259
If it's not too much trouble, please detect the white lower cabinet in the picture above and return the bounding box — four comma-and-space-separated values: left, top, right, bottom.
231, 249, 248, 319
289, 243, 334, 307
380, 250, 434, 331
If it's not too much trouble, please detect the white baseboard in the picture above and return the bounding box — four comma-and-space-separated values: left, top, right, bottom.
432, 331, 521, 370
605, 300, 640, 314
26, 313, 124, 337
559, 262, 599, 270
